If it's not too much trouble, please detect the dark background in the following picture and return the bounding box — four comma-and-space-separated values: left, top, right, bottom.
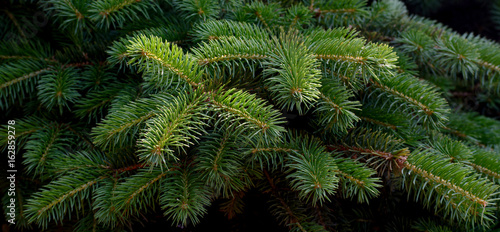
403, 0, 500, 42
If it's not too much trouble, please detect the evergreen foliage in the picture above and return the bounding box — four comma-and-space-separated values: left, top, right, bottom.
1, 0, 500, 231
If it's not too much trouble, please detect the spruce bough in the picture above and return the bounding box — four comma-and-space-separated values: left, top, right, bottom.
1, 0, 500, 231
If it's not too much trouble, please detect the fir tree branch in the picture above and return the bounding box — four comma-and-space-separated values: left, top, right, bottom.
25, 173, 107, 229
329, 144, 407, 161
310, 37, 398, 82
195, 132, 250, 198
332, 156, 382, 203
92, 179, 127, 228
367, 74, 449, 129
404, 163, 488, 207
311, 0, 368, 27
286, 5, 313, 30
41, 0, 90, 33
442, 126, 470, 140
285, 148, 338, 206
264, 33, 322, 114
113, 168, 170, 219
1, 116, 51, 151
468, 148, 500, 183
419, 133, 474, 162
0, 68, 48, 90
246, 145, 291, 170
2, 9, 26, 38
137, 92, 208, 167
207, 88, 286, 143
321, 67, 362, 90
328, 128, 410, 174
240, 2, 284, 29
173, 0, 220, 22
282, 132, 339, 206
37, 66, 81, 114
39, 178, 101, 213
369, 80, 431, 117
75, 82, 130, 123
124, 35, 204, 88
469, 163, 500, 180
160, 166, 211, 226
89, 0, 158, 28
23, 126, 73, 178
314, 78, 361, 133
402, 149, 499, 227
445, 111, 500, 146
191, 36, 271, 77
107, 113, 156, 138
125, 173, 166, 206
92, 93, 174, 152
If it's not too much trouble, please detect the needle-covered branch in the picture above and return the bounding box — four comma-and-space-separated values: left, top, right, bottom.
137, 92, 209, 168
402, 149, 499, 227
